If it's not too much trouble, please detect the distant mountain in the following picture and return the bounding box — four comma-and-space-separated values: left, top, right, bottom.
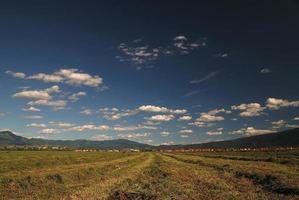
159, 128, 299, 150
1, 128, 299, 150
0, 130, 151, 150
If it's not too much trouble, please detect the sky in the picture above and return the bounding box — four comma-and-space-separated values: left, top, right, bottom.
0, 1, 299, 145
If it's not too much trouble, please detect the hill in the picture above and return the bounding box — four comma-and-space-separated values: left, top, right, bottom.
1, 128, 299, 150
0, 130, 151, 150
159, 128, 299, 150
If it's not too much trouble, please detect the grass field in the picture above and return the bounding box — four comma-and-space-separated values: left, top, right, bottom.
0, 150, 298, 200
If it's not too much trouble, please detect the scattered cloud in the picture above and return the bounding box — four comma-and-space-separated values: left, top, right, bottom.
146, 114, 175, 122
5, 70, 26, 78
28, 99, 67, 110
91, 134, 113, 141
180, 135, 189, 138
138, 105, 186, 114
22, 106, 41, 112
98, 107, 138, 120
49, 121, 75, 128
80, 108, 93, 115
112, 125, 157, 132
117, 133, 150, 139
69, 124, 109, 132
215, 53, 228, 58
206, 130, 222, 136
179, 129, 193, 134
271, 120, 287, 129
178, 116, 192, 121
27, 123, 46, 128
24, 115, 43, 119
6, 68, 103, 87
68, 92, 86, 102
285, 124, 299, 129
190, 108, 229, 128
230, 127, 273, 136
294, 117, 299, 121
160, 131, 170, 137
0, 112, 7, 117
231, 103, 265, 117
116, 35, 206, 69
13, 85, 60, 100
39, 128, 60, 134
260, 68, 272, 74
266, 98, 299, 110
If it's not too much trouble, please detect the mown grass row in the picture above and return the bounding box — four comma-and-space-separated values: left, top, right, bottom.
0, 151, 130, 175
1, 151, 298, 199
183, 150, 299, 165
164, 153, 299, 199
0, 152, 147, 199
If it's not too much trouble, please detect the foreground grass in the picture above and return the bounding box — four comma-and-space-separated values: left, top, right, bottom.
0, 150, 298, 199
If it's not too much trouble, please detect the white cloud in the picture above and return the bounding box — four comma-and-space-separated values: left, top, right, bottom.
147, 114, 175, 122
13, 85, 60, 100
230, 127, 273, 136
0, 112, 7, 117
28, 99, 67, 110
271, 120, 287, 129
98, 107, 138, 120
196, 109, 227, 122
206, 131, 222, 136
117, 133, 150, 139
231, 103, 264, 117
55, 68, 102, 87
178, 116, 192, 121
260, 68, 272, 74
91, 134, 113, 141
138, 105, 186, 114
285, 124, 299, 129
160, 131, 170, 137
27, 73, 64, 82
179, 129, 193, 134
27, 123, 46, 128
22, 106, 40, 112
244, 127, 273, 136
294, 117, 299, 121
39, 128, 60, 134
180, 135, 189, 138
266, 98, 299, 110
69, 124, 109, 132
68, 91, 86, 102
24, 115, 43, 119
173, 35, 205, 54
7, 68, 103, 87
80, 108, 93, 115
49, 121, 75, 128
6, 70, 26, 78
161, 141, 175, 145
112, 125, 157, 132
116, 36, 206, 69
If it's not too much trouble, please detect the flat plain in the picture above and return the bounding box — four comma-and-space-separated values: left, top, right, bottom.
0, 150, 298, 200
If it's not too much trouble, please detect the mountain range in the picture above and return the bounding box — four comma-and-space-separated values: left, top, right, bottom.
0, 128, 298, 150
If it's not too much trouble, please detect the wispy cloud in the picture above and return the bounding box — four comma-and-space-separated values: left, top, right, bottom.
190, 71, 219, 84
260, 68, 272, 74
116, 35, 206, 69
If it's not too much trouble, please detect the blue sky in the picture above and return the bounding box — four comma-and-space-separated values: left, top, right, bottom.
0, 1, 299, 145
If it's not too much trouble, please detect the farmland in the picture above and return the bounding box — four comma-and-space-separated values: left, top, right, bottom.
0, 150, 298, 200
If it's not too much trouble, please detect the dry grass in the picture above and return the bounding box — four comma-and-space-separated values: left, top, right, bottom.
0, 150, 298, 199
